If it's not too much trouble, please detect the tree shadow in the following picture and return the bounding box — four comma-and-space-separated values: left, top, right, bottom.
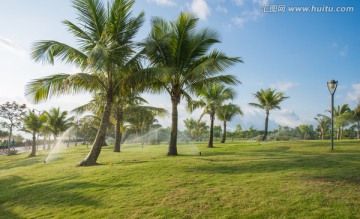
0, 175, 136, 218
186, 151, 360, 185
0, 156, 47, 170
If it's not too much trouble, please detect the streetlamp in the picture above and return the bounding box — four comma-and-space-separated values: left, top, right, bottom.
327, 80, 338, 151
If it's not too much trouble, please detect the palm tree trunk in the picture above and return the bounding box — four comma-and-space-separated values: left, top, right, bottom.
357, 122, 360, 139
168, 97, 178, 156
208, 112, 215, 148
321, 131, 324, 140
113, 105, 123, 152
221, 120, 227, 143
28, 132, 37, 157
340, 127, 343, 140
262, 111, 269, 141
78, 90, 114, 166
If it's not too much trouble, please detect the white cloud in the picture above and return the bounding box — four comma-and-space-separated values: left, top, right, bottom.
146, 0, 176, 6
231, 0, 271, 27
216, 5, 228, 13
271, 109, 302, 128
332, 42, 349, 57
232, 9, 261, 27
270, 81, 299, 92
239, 105, 310, 130
232, 17, 246, 27
347, 84, 360, 102
0, 37, 27, 58
190, 0, 211, 20
339, 46, 348, 57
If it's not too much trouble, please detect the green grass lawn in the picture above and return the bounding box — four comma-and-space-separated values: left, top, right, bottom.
1, 140, 360, 218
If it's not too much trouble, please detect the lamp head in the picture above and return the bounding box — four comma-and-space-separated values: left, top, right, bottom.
327, 80, 338, 94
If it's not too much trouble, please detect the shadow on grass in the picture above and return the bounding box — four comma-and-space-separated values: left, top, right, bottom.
0, 155, 47, 170
0, 175, 135, 218
186, 151, 360, 184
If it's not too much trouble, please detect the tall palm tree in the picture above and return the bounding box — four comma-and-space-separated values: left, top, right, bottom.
194, 120, 209, 142
189, 83, 236, 147
353, 104, 360, 139
249, 89, 288, 141
314, 114, 330, 140
44, 108, 74, 147
25, 0, 144, 166
332, 104, 351, 140
22, 110, 47, 157
217, 103, 243, 143
184, 118, 197, 141
141, 12, 242, 154
124, 105, 167, 137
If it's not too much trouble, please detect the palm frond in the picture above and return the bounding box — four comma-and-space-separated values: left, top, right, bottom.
32, 40, 88, 68
72, 0, 106, 41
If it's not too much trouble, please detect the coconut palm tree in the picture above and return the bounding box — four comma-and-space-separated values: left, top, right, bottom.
249, 89, 288, 141
22, 110, 47, 157
193, 120, 209, 142
44, 108, 74, 147
217, 103, 243, 143
184, 118, 197, 141
189, 83, 236, 147
25, 0, 144, 166
333, 104, 351, 140
314, 114, 330, 140
141, 12, 242, 155
124, 105, 167, 137
352, 104, 360, 139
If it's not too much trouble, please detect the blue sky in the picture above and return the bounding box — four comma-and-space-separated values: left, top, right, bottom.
0, 0, 359, 131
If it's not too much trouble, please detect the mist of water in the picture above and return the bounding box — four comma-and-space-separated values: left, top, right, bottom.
122, 129, 200, 155
45, 127, 75, 163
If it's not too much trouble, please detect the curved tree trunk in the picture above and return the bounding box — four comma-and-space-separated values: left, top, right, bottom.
208, 112, 215, 148
113, 104, 123, 152
28, 132, 37, 157
168, 97, 178, 156
78, 89, 114, 166
262, 111, 269, 141
221, 120, 227, 143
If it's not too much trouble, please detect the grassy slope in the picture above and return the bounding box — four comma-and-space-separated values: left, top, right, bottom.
0, 140, 360, 218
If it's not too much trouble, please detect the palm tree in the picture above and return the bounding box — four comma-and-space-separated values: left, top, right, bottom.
113, 93, 152, 152
22, 110, 47, 157
25, 0, 144, 166
184, 118, 197, 141
314, 114, 330, 140
189, 83, 236, 147
193, 120, 209, 142
332, 104, 351, 140
352, 104, 360, 139
217, 103, 243, 143
44, 108, 74, 148
141, 12, 242, 155
124, 105, 167, 138
249, 89, 288, 141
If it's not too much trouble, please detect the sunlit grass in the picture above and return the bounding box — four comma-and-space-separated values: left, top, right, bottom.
1, 140, 360, 218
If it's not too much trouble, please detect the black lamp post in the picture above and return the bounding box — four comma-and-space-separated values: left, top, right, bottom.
327, 80, 338, 151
